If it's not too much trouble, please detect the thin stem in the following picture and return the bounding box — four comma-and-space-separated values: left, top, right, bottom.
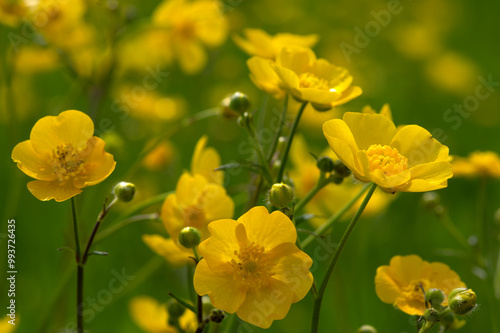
187, 264, 196, 304
294, 174, 329, 215
71, 197, 82, 261
267, 94, 289, 162
276, 101, 307, 183
302, 183, 371, 248
439, 214, 471, 251
310, 183, 377, 333
418, 321, 437, 333
245, 121, 274, 185
77, 265, 84, 333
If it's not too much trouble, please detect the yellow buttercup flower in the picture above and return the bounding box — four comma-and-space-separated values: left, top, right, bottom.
323, 112, 453, 192
191, 135, 223, 185
452, 151, 500, 178
0, 0, 28, 27
11, 110, 116, 202
161, 173, 234, 245
233, 28, 318, 59
142, 234, 193, 267
194, 206, 313, 328
152, 0, 228, 74
247, 56, 286, 99
274, 47, 362, 110
129, 296, 197, 333
375, 255, 465, 315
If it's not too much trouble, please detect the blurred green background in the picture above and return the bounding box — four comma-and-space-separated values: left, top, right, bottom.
1, 0, 500, 332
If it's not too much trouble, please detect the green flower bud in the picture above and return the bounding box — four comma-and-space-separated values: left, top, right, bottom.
167, 299, 185, 319
421, 192, 441, 209
113, 182, 136, 202
449, 288, 476, 315
209, 308, 226, 323
236, 112, 252, 128
423, 308, 440, 323
269, 183, 294, 209
316, 156, 335, 173
228, 92, 250, 114
357, 324, 377, 333
333, 159, 351, 178
179, 227, 201, 248
425, 288, 445, 306
220, 95, 239, 119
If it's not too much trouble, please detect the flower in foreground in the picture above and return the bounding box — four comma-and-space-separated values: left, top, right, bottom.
375, 255, 465, 315
233, 28, 318, 59
194, 206, 313, 328
129, 296, 196, 332
11, 110, 116, 201
323, 112, 453, 192
451, 151, 500, 178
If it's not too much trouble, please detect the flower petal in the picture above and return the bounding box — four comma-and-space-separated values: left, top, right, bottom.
142, 234, 193, 267
375, 265, 402, 304
397, 161, 453, 192
233, 29, 273, 58
73, 137, 116, 188
343, 112, 397, 150
174, 38, 207, 74
30, 110, 94, 154
276, 46, 316, 75
11, 140, 56, 181
129, 296, 172, 332
198, 219, 240, 271
236, 278, 294, 329
247, 57, 285, 99
27, 179, 82, 202
194, 259, 246, 313
191, 135, 223, 184
330, 86, 363, 107
161, 194, 185, 239
390, 125, 449, 167
238, 207, 296, 251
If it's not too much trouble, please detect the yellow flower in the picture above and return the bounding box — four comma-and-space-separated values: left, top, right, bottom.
142, 234, 193, 267
0, 315, 17, 332
361, 103, 393, 120
152, 0, 228, 74
274, 47, 362, 110
290, 135, 393, 226
323, 112, 453, 192
142, 141, 176, 171
129, 296, 197, 333
161, 173, 234, 244
194, 206, 313, 328
247, 56, 286, 99
11, 110, 116, 202
451, 151, 500, 178
0, 0, 28, 27
375, 255, 465, 315
191, 135, 223, 185
233, 28, 318, 59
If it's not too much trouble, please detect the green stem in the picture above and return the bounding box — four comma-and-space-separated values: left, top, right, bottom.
294, 174, 329, 215
310, 183, 377, 333
245, 121, 274, 185
70, 198, 83, 333
71, 198, 82, 261
187, 264, 196, 304
222, 313, 238, 333
302, 183, 371, 248
267, 94, 289, 162
276, 101, 307, 183
439, 214, 471, 251
418, 321, 437, 333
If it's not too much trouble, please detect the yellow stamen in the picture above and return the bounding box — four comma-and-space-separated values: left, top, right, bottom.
49, 144, 86, 184
231, 242, 275, 290
364, 144, 408, 176
298, 72, 330, 90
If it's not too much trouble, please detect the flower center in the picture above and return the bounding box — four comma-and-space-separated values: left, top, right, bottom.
175, 21, 196, 39
364, 144, 408, 176
49, 144, 86, 183
298, 72, 330, 91
401, 280, 427, 305
183, 205, 205, 227
231, 242, 275, 289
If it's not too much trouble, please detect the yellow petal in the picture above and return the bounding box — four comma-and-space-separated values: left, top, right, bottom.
247, 57, 285, 98
235, 278, 294, 329
395, 297, 427, 316
276, 46, 316, 75
73, 137, 116, 188
11, 140, 56, 181
142, 234, 193, 267
397, 161, 453, 192
238, 207, 296, 251
200, 183, 234, 221
390, 125, 449, 168
269, 242, 313, 302
233, 29, 274, 58
174, 38, 207, 74
388, 255, 425, 285
297, 87, 339, 105
330, 86, 363, 107
199, 218, 240, 271
129, 296, 173, 332
27, 179, 82, 202
192, 1, 228, 47
161, 194, 185, 240
375, 265, 402, 304
274, 65, 301, 92
191, 135, 223, 185
175, 173, 206, 205
273, 33, 318, 57
194, 259, 246, 313
30, 110, 94, 154
343, 112, 396, 150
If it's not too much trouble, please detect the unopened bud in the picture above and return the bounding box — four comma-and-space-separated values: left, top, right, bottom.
269, 183, 294, 209
220, 95, 239, 119
423, 308, 440, 323
167, 299, 185, 318
333, 160, 350, 178
316, 156, 335, 173
228, 91, 250, 114
425, 288, 445, 306
113, 182, 136, 202
179, 227, 201, 248
449, 288, 477, 315
357, 325, 377, 333
209, 308, 226, 323
422, 192, 441, 210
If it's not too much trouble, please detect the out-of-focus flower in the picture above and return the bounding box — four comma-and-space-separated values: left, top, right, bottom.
142, 141, 176, 171
152, 0, 228, 74
452, 151, 500, 178
11, 110, 116, 201
161, 173, 234, 243
290, 135, 393, 226
194, 206, 313, 328
233, 28, 318, 59
375, 254, 465, 315
275, 47, 361, 110
142, 234, 193, 267
129, 296, 197, 332
247, 56, 285, 99
0, 0, 28, 27
361, 104, 392, 120
323, 112, 453, 192
14, 46, 60, 74
191, 135, 223, 185
0, 315, 17, 332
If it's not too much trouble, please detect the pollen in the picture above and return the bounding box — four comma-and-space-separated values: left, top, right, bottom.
49, 144, 86, 184
364, 144, 408, 176
231, 242, 275, 290
401, 280, 427, 304
298, 72, 330, 91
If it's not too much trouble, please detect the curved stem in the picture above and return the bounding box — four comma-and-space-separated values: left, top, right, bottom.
267, 94, 289, 162
302, 183, 371, 248
310, 183, 377, 333
276, 101, 307, 183
418, 321, 437, 333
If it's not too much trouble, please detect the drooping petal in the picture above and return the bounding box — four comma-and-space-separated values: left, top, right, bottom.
11, 140, 56, 181
236, 278, 294, 329
27, 179, 82, 202
343, 112, 397, 150
397, 161, 453, 192
194, 259, 246, 313
238, 207, 296, 251
30, 110, 94, 154
73, 137, 116, 188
